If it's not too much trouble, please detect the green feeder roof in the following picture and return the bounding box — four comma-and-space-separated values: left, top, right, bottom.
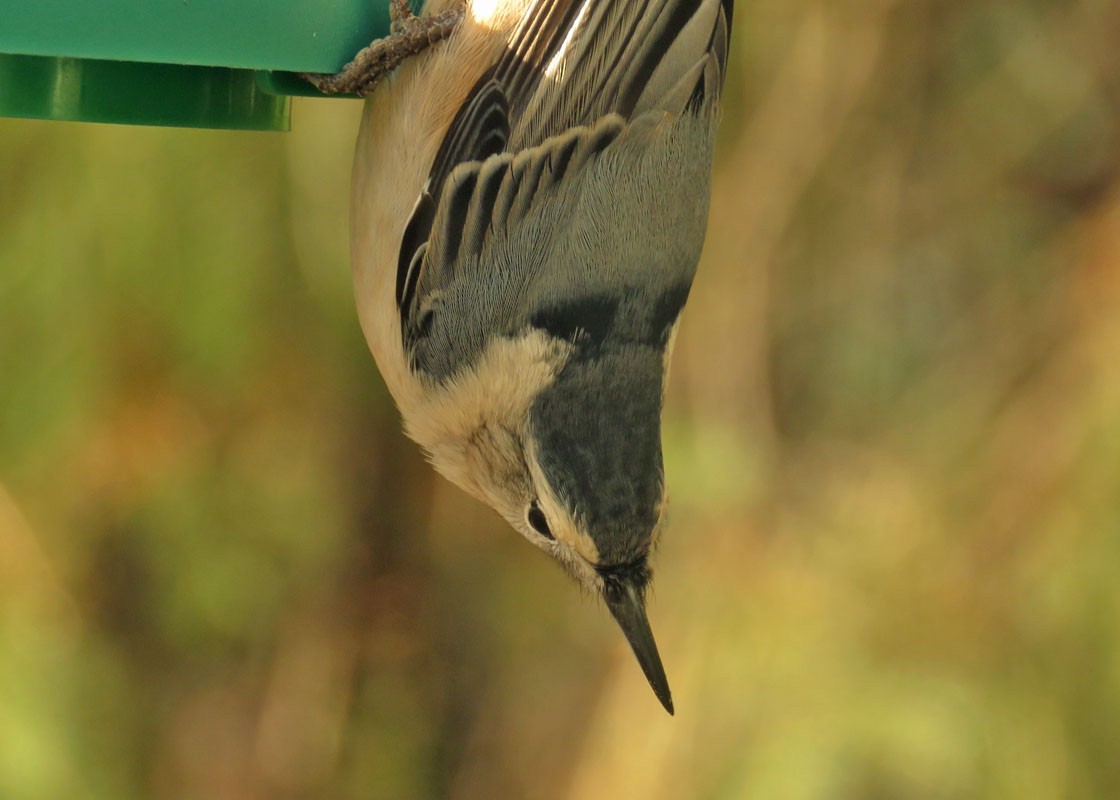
0, 0, 401, 130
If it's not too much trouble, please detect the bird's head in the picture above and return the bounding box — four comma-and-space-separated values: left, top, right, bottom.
522, 341, 673, 713
411, 331, 676, 713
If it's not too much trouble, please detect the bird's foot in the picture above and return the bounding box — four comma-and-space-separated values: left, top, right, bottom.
302, 1, 467, 96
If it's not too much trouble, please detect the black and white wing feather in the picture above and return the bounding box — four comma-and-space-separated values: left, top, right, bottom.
397, 0, 733, 371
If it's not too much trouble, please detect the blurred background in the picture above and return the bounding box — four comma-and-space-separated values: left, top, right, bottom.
2, 0, 1119, 797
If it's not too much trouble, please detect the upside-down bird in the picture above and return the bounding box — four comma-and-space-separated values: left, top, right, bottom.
305, 0, 733, 713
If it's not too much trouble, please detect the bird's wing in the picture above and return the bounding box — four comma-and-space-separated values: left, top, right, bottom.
397, 0, 733, 357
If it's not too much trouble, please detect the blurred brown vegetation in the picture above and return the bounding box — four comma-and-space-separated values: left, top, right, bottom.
2, 1, 1120, 798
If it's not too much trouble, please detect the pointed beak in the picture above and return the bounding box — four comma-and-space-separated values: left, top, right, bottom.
603, 579, 674, 715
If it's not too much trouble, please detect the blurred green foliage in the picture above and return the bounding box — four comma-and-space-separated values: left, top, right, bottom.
2, 1, 1120, 798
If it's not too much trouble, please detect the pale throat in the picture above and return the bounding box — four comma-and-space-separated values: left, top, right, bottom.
402, 331, 569, 515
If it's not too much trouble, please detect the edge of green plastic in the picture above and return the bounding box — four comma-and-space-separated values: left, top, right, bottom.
0, 0, 414, 130
0, 54, 292, 131
0, 1, 391, 74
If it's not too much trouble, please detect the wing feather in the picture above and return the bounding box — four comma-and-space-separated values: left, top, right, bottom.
397, 0, 733, 350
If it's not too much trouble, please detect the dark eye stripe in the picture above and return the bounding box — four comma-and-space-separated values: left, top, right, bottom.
528, 501, 554, 540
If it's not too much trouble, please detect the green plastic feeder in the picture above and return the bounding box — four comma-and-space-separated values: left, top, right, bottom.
0, 1, 404, 131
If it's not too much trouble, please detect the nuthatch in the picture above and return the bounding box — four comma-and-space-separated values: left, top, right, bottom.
306, 0, 732, 714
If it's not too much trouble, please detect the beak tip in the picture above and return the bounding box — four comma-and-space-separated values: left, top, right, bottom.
603, 580, 676, 716
648, 665, 674, 715
646, 663, 674, 715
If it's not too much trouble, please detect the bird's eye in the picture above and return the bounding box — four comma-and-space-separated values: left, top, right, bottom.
527, 501, 554, 540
